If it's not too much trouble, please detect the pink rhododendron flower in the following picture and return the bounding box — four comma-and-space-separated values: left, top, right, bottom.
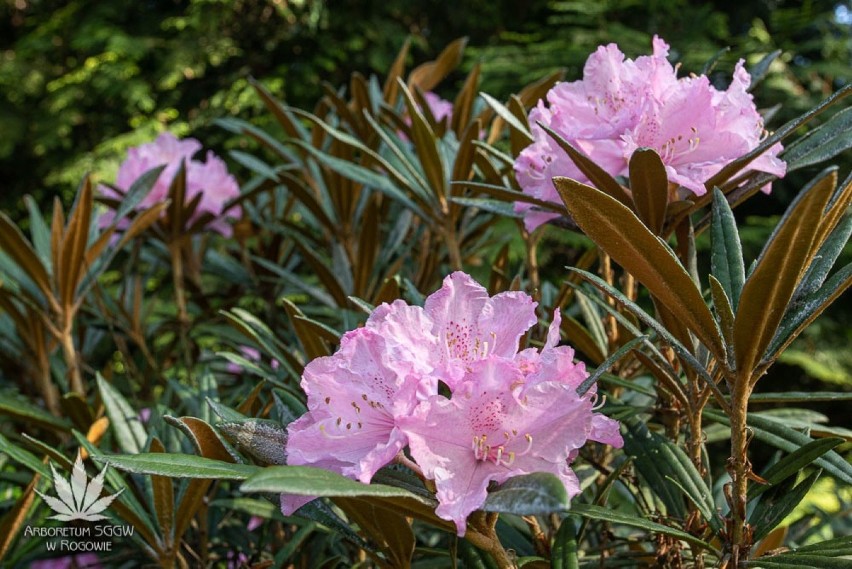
399, 357, 599, 535
99, 132, 241, 236
366, 272, 538, 391
281, 272, 622, 532
514, 36, 786, 230
285, 328, 433, 487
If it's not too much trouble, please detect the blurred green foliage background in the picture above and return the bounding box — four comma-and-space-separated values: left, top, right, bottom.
1, 0, 849, 386
2, 0, 849, 214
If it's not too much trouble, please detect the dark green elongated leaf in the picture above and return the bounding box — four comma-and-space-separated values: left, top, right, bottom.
240, 466, 432, 503
481, 472, 569, 515
556, 178, 724, 361
709, 275, 735, 349
290, 139, 428, 221
100, 453, 259, 479
795, 213, 852, 299
565, 270, 726, 409
750, 470, 820, 542
228, 150, 279, 181
746, 556, 852, 568
783, 106, 852, 172
704, 409, 852, 485
217, 420, 288, 466
700, 46, 731, 75
749, 438, 843, 500
711, 188, 745, 310
747, 50, 782, 89
551, 517, 580, 569
766, 260, 852, 360
113, 165, 167, 221
569, 503, 716, 551
0, 393, 70, 430
747, 392, 852, 403
452, 180, 568, 213
399, 81, 448, 208
479, 92, 533, 143
578, 336, 648, 396
629, 148, 669, 235
24, 196, 51, 268
206, 397, 248, 423
788, 536, 852, 556
0, 433, 51, 478
541, 125, 633, 209
450, 197, 522, 218
96, 374, 146, 455
735, 169, 837, 375
621, 420, 685, 520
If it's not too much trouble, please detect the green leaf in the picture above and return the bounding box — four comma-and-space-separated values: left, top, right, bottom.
551, 517, 580, 569
767, 261, 852, 360
555, 178, 724, 361
113, 165, 166, 221
747, 50, 782, 89
450, 197, 522, 218
0, 392, 70, 431
750, 470, 821, 542
704, 409, 852, 485
783, 106, 852, 172
479, 92, 533, 143
622, 419, 719, 526
240, 466, 432, 503
578, 336, 648, 396
23, 196, 51, 269
100, 453, 259, 480
481, 472, 569, 515
750, 438, 843, 500
787, 536, 852, 556
710, 188, 745, 310
747, 392, 852, 403
794, 213, 852, 299
0, 433, 51, 478
629, 148, 669, 234
746, 556, 852, 568
569, 503, 716, 551
96, 374, 147, 455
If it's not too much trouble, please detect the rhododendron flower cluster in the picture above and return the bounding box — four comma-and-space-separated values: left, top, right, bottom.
99, 132, 241, 236
283, 272, 623, 534
514, 36, 787, 230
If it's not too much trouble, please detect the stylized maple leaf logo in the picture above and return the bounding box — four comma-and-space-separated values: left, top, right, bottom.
35, 453, 123, 522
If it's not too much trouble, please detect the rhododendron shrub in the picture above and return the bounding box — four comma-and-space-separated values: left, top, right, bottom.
283, 272, 623, 534
514, 36, 787, 230
99, 132, 242, 236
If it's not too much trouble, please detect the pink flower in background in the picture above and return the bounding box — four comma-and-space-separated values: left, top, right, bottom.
99, 132, 242, 236
226, 346, 280, 375
514, 36, 786, 230
399, 357, 598, 535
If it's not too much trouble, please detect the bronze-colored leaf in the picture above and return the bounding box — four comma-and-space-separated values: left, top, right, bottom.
709, 275, 735, 349
562, 314, 606, 365
334, 497, 415, 568
508, 95, 534, 156
451, 119, 482, 187
237, 381, 266, 417
383, 37, 411, 104
164, 416, 235, 463
149, 437, 174, 546
0, 213, 52, 300
629, 148, 669, 234
116, 203, 169, 248
734, 169, 837, 377
173, 478, 211, 546
281, 298, 331, 361
407, 37, 467, 93
0, 473, 39, 559
293, 240, 349, 307
80, 417, 110, 460
399, 80, 447, 211
451, 63, 481, 137
555, 177, 724, 361
61, 177, 94, 309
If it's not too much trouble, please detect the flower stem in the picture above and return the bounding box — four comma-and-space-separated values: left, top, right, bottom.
726, 373, 753, 566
